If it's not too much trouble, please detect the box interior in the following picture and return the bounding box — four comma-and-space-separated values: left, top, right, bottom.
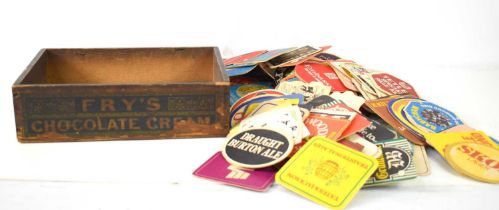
19, 48, 225, 84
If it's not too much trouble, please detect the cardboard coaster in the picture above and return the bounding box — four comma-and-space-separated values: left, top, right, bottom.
224, 50, 267, 66
222, 128, 294, 169
193, 152, 276, 192
241, 47, 297, 65
365, 138, 417, 186
425, 130, 498, 156
294, 63, 348, 92
230, 95, 284, 127
330, 91, 366, 111
346, 134, 382, 158
276, 81, 331, 103
299, 95, 341, 110
229, 83, 273, 105
276, 136, 378, 210
230, 89, 285, 113
364, 96, 426, 145
236, 105, 310, 145
226, 65, 259, 77
491, 136, 499, 145
357, 119, 399, 143
445, 142, 499, 183
304, 114, 351, 140
331, 62, 379, 96
403, 100, 463, 133
323, 103, 371, 139
267, 46, 323, 68
241, 94, 303, 120
370, 72, 419, 98
328, 61, 359, 92
314, 52, 341, 61
387, 98, 428, 138
413, 145, 431, 176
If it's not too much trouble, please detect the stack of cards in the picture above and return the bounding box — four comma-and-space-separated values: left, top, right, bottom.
192, 45, 498, 209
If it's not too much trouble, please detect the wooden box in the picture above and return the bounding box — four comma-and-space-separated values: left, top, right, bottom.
13, 47, 230, 142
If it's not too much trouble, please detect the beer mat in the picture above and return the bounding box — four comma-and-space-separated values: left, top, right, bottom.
294, 62, 348, 92
403, 100, 463, 133
304, 114, 351, 140
387, 98, 427, 138
229, 83, 273, 105
230, 89, 285, 113
193, 152, 276, 192
365, 138, 417, 186
314, 52, 341, 61
243, 47, 297, 64
413, 145, 431, 176
276, 46, 331, 68
357, 119, 399, 143
425, 131, 499, 157
276, 137, 378, 210
370, 72, 419, 97
224, 50, 267, 66
222, 127, 294, 169
267, 46, 322, 68
330, 91, 366, 111
444, 142, 499, 183
276, 81, 331, 103
328, 61, 358, 92
364, 96, 426, 145
346, 134, 382, 158
226, 65, 258, 77
299, 95, 340, 110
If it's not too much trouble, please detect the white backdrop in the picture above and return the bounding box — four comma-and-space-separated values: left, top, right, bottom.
0, 0, 498, 209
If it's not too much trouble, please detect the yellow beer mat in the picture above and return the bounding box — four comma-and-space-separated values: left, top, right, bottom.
445, 142, 499, 183
276, 136, 378, 209
425, 131, 499, 156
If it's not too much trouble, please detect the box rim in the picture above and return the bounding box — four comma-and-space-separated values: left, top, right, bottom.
12, 47, 230, 86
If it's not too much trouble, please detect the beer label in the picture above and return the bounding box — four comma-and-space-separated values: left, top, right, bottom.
276, 136, 378, 210
222, 128, 293, 169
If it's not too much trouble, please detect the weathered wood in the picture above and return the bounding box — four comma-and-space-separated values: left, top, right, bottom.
13, 47, 230, 142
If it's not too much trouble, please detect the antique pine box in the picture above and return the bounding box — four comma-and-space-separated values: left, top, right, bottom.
13, 47, 230, 142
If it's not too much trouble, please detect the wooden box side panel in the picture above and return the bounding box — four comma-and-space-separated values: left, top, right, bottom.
13, 84, 229, 142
